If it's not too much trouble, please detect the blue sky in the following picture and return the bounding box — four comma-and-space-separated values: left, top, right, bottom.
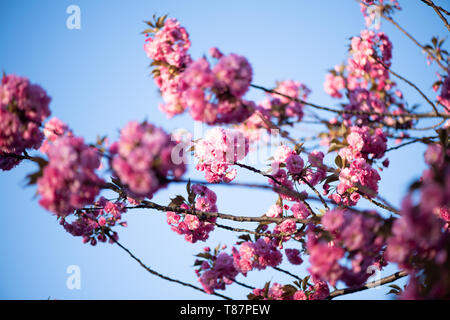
0, 0, 448, 299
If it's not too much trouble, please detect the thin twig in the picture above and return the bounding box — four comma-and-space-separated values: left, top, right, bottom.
327, 270, 408, 299
420, 0, 450, 32
358, 192, 400, 215
106, 230, 232, 300
273, 266, 302, 281
374, 57, 440, 115
250, 84, 449, 119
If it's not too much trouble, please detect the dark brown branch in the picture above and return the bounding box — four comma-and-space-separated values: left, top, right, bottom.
385, 137, 436, 152
420, 0, 450, 32
234, 279, 256, 290
273, 266, 302, 281
327, 270, 408, 299
298, 175, 330, 211
373, 57, 440, 115
358, 192, 400, 215
214, 222, 300, 239
234, 162, 317, 217
367, 1, 447, 70
250, 84, 449, 119
103, 196, 315, 225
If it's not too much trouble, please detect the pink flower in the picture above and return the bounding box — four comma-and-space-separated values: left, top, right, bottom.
324, 72, 345, 98
110, 121, 186, 199
286, 154, 304, 174
184, 214, 200, 230
37, 135, 103, 216
293, 290, 308, 300
273, 145, 296, 164
194, 127, 249, 183
166, 184, 218, 243
182, 58, 214, 89
322, 209, 345, 232
285, 248, 303, 265
213, 53, 252, 98
278, 219, 297, 234
0, 74, 51, 170
143, 18, 191, 68
198, 252, 238, 294
266, 204, 282, 218
209, 47, 223, 59
291, 202, 310, 219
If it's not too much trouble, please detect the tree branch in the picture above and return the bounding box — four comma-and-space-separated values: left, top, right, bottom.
327, 270, 408, 299
250, 84, 449, 119
420, 0, 450, 32
105, 230, 232, 300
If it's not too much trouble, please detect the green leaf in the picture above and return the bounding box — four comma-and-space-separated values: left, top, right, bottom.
302, 276, 310, 291
141, 28, 154, 34
324, 173, 339, 185
168, 195, 186, 208
247, 293, 263, 300
386, 289, 400, 296
238, 234, 252, 242
263, 281, 271, 299
193, 259, 203, 266
335, 155, 343, 168
282, 284, 297, 298
389, 284, 402, 291
328, 143, 343, 153
25, 156, 49, 186
195, 252, 213, 260
432, 37, 438, 47
346, 187, 358, 194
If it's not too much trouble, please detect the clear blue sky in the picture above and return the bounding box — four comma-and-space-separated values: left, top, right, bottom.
0, 0, 447, 299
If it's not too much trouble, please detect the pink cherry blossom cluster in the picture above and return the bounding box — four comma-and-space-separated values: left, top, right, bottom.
385, 143, 450, 298
144, 18, 192, 118
194, 235, 283, 294
339, 125, 387, 161
194, 127, 249, 183
249, 280, 329, 300
323, 30, 409, 128
0, 74, 51, 170
234, 80, 310, 144
181, 52, 254, 124
265, 203, 309, 228
360, 1, 401, 30
109, 121, 186, 199
40, 117, 71, 153
348, 30, 392, 78
302, 151, 327, 187
61, 197, 127, 246
308, 208, 384, 287
196, 250, 238, 294
268, 146, 326, 201
232, 237, 283, 276
265, 80, 311, 121
144, 20, 255, 124
37, 135, 104, 216
324, 69, 345, 98
144, 18, 191, 69
330, 158, 381, 206
166, 184, 218, 243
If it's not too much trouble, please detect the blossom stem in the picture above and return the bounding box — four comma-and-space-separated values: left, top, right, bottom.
327, 270, 408, 299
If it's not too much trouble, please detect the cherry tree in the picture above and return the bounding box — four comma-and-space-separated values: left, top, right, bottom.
1, 0, 450, 300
